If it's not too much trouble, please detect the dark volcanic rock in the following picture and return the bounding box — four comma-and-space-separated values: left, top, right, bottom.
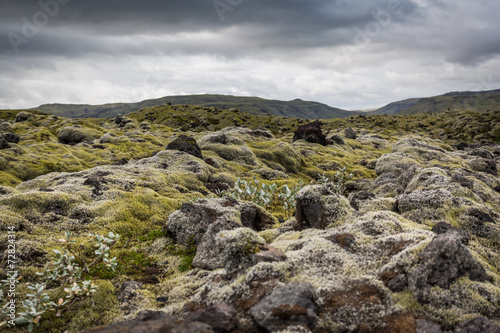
330, 134, 345, 145
431, 221, 469, 245
417, 319, 443, 333
344, 127, 357, 139
294, 185, 353, 230
0, 133, 20, 144
387, 274, 408, 292
253, 245, 287, 263
135, 310, 170, 321
470, 148, 495, 160
84, 315, 214, 333
451, 173, 474, 190
349, 190, 376, 211
409, 231, 491, 303
166, 198, 275, 247
250, 283, 317, 332
454, 317, 500, 333
0, 136, 9, 149
166, 135, 203, 159
186, 303, 238, 333
292, 120, 327, 146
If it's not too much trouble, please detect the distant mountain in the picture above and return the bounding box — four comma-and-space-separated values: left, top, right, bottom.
371, 89, 500, 115
32, 94, 362, 120
369, 98, 421, 115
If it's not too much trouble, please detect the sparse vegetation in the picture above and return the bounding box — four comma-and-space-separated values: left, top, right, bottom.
0, 231, 119, 332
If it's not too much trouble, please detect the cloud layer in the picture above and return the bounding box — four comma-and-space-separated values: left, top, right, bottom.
1, 0, 499, 110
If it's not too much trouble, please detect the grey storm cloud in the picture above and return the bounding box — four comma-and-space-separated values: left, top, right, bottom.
0, 0, 417, 56
0, 0, 499, 110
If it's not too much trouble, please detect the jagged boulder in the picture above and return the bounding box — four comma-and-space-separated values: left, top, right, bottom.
348, 190, 376, 211
0, 133, 20, 144
14, 111, 33, 122
186, 303, 239, 333
84, 315, 214, 333
295, 185, 354, 230
330, 134, 345, 145
0, 133, 20, 149
0, 122, 12, 132
292, 120, 328, 146
166, 135, 202, 159
57, 126, 94, 145
166, 198, 276, 247
454, 317, 500, 333
250, 283, 318, 332
99, 133, 118, 144
198, 132, 258, 165
344, 127, 357, 139
396, 188, 454, 222
409, 231, 491, 303
193, 227, 267, 271
468, 157, 498, 175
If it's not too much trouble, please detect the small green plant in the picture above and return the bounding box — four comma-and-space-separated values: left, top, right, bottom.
316, 167, 354, 196
214, 176, 305, 219
0, 231, 119, 332
166, 241, 197, 272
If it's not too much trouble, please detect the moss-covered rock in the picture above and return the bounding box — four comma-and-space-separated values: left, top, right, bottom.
295, 185, 354, 229
57, 126, 96, 145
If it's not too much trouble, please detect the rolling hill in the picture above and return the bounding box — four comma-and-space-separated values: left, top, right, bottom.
31, 94, 362, 120
371, 89, 500, 115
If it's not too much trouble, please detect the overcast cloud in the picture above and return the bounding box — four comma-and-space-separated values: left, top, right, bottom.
1, 0, 499, 110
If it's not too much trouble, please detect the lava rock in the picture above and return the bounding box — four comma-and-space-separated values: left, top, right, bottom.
193, 227, 266, 272
454, 317, 500, 333
135, 310, 170, 322
451, 173, 474, 190
344, 127, 357, 139
409, 231, 491, 303
0, 133, 20, 144
470, 148, 494, 160
330, 134, 345, 145
416, 319, 443, 333
431, 221, 469, 245
57, 126, 94, 145
166, 135, 203, 159
118, 281, 143, 303
84, 315, 214, 333
250, 283, 318, 332
186, 303, 238, 333
14, 111, 32, 122
253, 245, 287, 263
295, 185, 354, 230
348, 190, 376, 211
292, 120, 327, 146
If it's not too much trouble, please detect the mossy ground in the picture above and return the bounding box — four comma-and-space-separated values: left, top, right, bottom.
0, 107, 499, 332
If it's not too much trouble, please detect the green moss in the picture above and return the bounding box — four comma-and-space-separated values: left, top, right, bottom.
37, 280, 119, 333
87, 250, 156, 280
166, 241, 197, 272
0, 191, 78, 216
249, 140, 303, 173
393, 289, 422, 313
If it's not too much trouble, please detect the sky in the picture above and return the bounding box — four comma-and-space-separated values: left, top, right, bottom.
1, 0, 499, 111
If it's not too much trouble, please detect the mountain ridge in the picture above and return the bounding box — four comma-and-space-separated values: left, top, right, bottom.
21, 88, 500, 120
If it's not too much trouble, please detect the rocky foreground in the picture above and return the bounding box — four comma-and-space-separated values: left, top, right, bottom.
0, 110, 499, 332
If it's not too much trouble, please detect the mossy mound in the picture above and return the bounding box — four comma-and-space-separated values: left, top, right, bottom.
0, 106, 498, 332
